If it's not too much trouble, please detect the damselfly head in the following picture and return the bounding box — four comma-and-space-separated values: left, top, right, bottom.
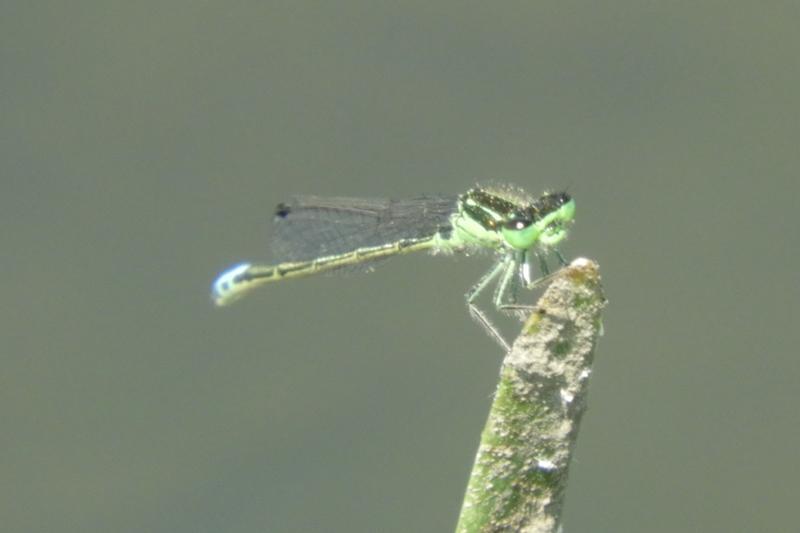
500, 191, 575, 250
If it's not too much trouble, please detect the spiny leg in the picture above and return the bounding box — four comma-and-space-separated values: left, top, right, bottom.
465, 256, 507, 302
554, 248, 568, 266
466, 249, 569, 349
537, 251, 550, 277
530, 248, 567, 287
504, 249, 527, 307
496, 250, 562, 314
466, 255, 513, 351
532, 248, 569, 288
492, 252, 518, 307
495, 251, 541, 314
522, 248, 567, 290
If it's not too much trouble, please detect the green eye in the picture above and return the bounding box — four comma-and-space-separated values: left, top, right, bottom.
559, 198, 576, 223
537, 198, 576, 245
501, 218, 540, 249
539, 222, 566, 245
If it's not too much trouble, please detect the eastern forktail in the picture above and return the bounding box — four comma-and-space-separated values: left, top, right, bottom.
211, 184, 575, 350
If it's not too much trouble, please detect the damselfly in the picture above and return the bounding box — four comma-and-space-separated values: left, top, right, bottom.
212, 184, 575, 350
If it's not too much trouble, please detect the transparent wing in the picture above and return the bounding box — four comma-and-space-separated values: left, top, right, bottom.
269, 195, 457, 263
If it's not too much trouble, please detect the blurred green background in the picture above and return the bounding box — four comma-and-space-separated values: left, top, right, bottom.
3, 2, 799, 532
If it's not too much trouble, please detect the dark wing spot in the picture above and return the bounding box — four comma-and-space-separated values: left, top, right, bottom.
275, 203, 291, 219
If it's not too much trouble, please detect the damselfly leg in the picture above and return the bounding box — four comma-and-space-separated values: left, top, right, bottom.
465, 248, 568, 351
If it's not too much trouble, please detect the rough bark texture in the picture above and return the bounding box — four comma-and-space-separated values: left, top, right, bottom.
456, 258, 606, 533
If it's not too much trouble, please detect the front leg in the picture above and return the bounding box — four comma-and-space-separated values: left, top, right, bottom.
465, 256, 513, 351
496, 250, 559, 315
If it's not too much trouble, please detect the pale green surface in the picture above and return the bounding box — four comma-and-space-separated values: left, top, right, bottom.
3, 2, 800, 532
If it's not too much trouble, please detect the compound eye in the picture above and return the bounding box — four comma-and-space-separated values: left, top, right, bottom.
504, 214, 532, 231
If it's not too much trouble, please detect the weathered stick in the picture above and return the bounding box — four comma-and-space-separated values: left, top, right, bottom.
456, 258, 606, 533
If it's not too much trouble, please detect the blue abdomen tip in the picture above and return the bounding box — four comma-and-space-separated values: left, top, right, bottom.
211, 262, 252, 306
